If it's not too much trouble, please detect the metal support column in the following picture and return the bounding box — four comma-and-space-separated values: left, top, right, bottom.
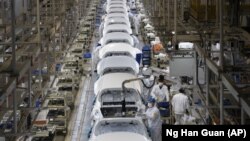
219, 0, 224, 70
28, 68, 32, 107
1, 0, 5, 26
216, 0, 220, 25
219, 82, 224, 124
205, 63, 210, 124
11, 0, 16, 73
181, 0, 184, 21
59, 26, 62, 52
63, 0, 66, 13
205, 0, 208, 23
6, 97, 8, 108
53, 0, 56, 28
37, 0, 41, 51
241, 106, 245, 125
154, 0, 157, 17
39, 56, 42, 95
219, 0, 224, 125
148, 0, 154, 16
36, 0, 43, 98
13, 86, 17, 133
167, 0, 170, 30
47, 42, 51, 78
229, 0, 240, 26
174, 0, 177, 45
194, 52, 198, 85
163, 0, 166, 27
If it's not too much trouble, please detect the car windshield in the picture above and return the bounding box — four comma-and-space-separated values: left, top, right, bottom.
100, 89, 139, 105
102, 67, 134, 75
58, 78, 73, 84
104, 52, 132, 58
48, 99, 65, 106
94, 119, 146, 136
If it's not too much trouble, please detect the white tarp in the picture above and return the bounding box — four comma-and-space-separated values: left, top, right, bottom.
91, 132, 149, 141
91, 118, 151, 141
105, 13, 129, 22
105, 2, 127, 13
94, 73, 142, 95
103, 24, 132, 36
104, 17, 131, 28
91, 118, 149, 138
97, 56, 139, 75
107, 0, 126, 5
100, 32, 134, 46
106, 4, 128, 13
107, 7, 127, 14
98, 43, 141, 59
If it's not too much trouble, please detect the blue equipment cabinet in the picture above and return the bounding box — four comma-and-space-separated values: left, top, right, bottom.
142, 45, 151, 66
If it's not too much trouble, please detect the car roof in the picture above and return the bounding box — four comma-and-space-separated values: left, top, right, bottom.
97, 56, 139, 75
94, 73, 141, 95
92, 132, 149, 141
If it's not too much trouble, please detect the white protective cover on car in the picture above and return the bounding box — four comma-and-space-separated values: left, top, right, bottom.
94, 73, 142, 96
104, 17, 131, 28
98, 43, 141, 59
103, 24, 132, 36
100, 32, 134, 46
97, 56, 139, 75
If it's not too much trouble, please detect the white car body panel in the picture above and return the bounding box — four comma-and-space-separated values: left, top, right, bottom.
97, 56, 139, 75
103, 24, 132, 36
100, 32, 134, 46
98, 43, 141, 59
94, 73, 142, 95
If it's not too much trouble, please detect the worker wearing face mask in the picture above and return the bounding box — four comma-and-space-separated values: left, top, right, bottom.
150, 75, 170, 104
171, 88, 190, 125
145, 98, 162, 141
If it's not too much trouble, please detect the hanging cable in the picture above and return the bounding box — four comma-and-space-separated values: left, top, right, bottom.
140, 75, 157, 89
